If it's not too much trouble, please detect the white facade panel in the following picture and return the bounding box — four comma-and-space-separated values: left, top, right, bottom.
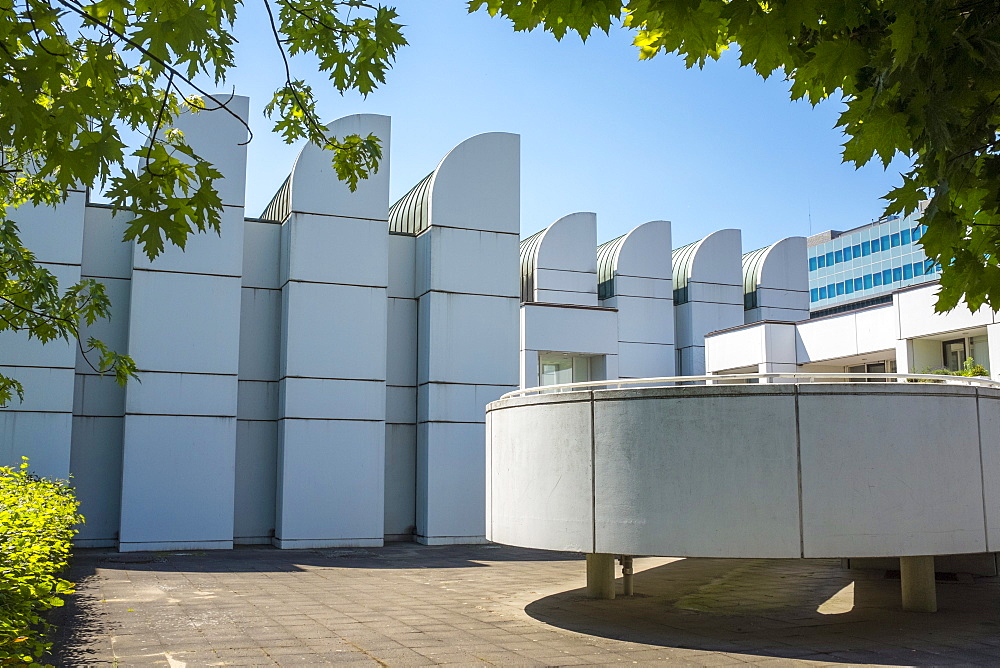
417, 382, 513, 423
236, 380, 278, 421
419, 227, 520, 298
74, 276, 131, 366
82, 206, 133, 279
616, 342, 674, 378
275, 419, 384, 546
0, 412, 73, 479
385, 297, 417, 385
613, 295, 674, 345
280, 378, 385, 420
897, 283, 995, 339
234, 419, 277, 542
0, 366, 75, 412
385, 423, 417, 538
127, 272, 242, 374
387, 235, 416, 299
534, 289, 597, 306
70, 416, 123, 544
798, 386, 986, 558
419, 292, 519, 385
416, 421, 487, 543
242, 221, 281, 290
284, 213, 388, 288
386, 385, 417, 424
238, 288, 281, 381
520, 304, 618, 356
613, 275, 673, 300
125, 372, 237, 417
132, 205, 245, 277
977, 392, 1000, 551
119, 415, 237, 550
73, 374, 126, 418
705, 325, 766, 373
6, 192, 86, 265
535, 267, 598, 296
281, 282, 388, 380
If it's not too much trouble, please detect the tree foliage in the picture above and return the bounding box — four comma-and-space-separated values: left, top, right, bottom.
0, 0, 406, 405
0, 458, 82, 665
470, 0, 1000, 313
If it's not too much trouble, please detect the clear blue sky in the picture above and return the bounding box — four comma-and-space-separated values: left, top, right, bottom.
221, 1, 911, 250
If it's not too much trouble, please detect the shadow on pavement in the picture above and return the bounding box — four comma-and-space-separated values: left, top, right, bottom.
525, 557, 1000, 665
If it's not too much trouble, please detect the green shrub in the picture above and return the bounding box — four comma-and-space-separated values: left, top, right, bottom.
0, 458, 81, 666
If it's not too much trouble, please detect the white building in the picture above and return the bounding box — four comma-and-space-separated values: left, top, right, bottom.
3, 96, 989, 553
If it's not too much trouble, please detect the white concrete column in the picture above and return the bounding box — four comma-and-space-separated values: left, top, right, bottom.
1, 193, 86, 479
896, 338, 913, 375
119, 96, 249, 551
900, 555, 937, 612
586, 553, 616, 599
987, 323, 1000, 382
274, 114, 391, 549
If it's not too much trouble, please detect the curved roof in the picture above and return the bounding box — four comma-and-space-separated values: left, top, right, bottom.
259, 175, 291, 223
388, 172, 433, 236
741, 245, 771, 310
596, 233, 627, 300
519, 228, 545, 303
671, 240, 700, 304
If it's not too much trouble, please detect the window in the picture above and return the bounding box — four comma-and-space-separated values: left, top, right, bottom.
845, 280, 854, 294
903, 263, 913, 280
539, 353, 595, 387
913, 261, 924, 276
891, 233, 900, 247
871, 238, 880, 252
912, 225, 922, 241
862, 241, 871, 256
827, 283, 835, 296
881, 235, 890, 250
864, 274, 873, 289
853, 244, 861, 258
810, 288, 819, 302
844, 246, 853, 261
854, 277, 863, 291
943, 339, 967, 372
818, 254, 826, 268
809, 256, 817, 271
819, 286, 827, 299
835, 249, 843, 263
892, 267, 902, 282
826, 252, 834, 266
882, 269, 892, 284
873, 272, 883, 286
836, 282, 845, 295
901, 229, 911, 245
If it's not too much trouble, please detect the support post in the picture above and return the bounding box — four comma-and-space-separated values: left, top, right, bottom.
586, 553, 616, 599
900, 555, 937, 612
620, 555, 634, 596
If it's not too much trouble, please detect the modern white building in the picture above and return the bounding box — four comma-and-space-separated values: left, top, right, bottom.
3, 95, 992, 555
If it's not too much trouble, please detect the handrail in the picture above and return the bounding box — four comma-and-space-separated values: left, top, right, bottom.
501, 372, 1000, 400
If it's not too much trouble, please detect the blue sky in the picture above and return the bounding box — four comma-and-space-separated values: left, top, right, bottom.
222, 1, 911, 250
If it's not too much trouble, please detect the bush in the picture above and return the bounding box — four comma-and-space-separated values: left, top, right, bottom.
0, 458, 81, 665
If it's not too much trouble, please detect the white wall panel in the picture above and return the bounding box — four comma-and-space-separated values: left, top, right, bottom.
520, 304, 618, 356
70, 416, 123, 545
242, 221, 281, 290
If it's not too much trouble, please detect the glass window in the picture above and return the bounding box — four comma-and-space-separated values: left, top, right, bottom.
845, 280, 854, 294
826, 252, 834, 265
864, 274, 873, 289
912, 225, 922, 241
836, 282, 845, 296
926, 259, 936, 273
913, 261, 924, 276
827, 283, 836, 296
871, 238, 880, 252
943, 339, 967, 372
843, 247, 852, 261
817, 254, 826, 268
862, 241, 871, 256
882, 269, 892, 284
835, 249, 843, 263
901, 229, 911, 245
810, 288, 819, 302
892, 267, 902, 282
539, 353, 594, 387
818, 286, 827, 299
891, 233, 901, 247
880, 235, 890, 251
903, 263, 913, 280
854, 277, 863, 291
809, 256, 817, 271
873, 272, 883, 286
853, 244, 861, 258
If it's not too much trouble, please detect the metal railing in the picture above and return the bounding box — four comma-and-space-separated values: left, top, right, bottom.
501, 372, 1000, 400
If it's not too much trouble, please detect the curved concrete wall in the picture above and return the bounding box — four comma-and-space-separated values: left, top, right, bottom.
487, 383, 1000, 559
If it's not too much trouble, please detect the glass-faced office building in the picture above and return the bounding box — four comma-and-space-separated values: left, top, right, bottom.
808, 210, 939, 316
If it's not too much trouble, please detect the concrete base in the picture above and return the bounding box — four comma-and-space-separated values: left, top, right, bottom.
586, 553, 616, 599
119, 540, 234, 552
415, 535, 488, 546
271, 538, 384, 549
73, 539, 118, 549
900, 555, 937, 613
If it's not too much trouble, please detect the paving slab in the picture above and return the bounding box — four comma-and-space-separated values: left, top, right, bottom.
49, 544, 1000, 666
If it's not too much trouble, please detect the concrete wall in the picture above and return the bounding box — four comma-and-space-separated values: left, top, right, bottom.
488, 383, 1000, 559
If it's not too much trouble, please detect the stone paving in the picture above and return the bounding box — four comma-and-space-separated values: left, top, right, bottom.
50, 543, 1000, 666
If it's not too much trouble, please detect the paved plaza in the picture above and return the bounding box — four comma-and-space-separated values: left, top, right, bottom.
51, 543, 1000, 666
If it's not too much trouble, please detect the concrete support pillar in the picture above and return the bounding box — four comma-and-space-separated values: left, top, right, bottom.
900, 555, 937, 612
586, 553, 616, 599
987, 324, 1000, 382
896, 338, 913, 377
